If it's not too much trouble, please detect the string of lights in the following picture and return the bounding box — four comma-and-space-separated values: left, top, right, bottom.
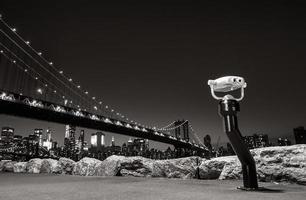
0, 15, 206, 148
158, 120, 176, 130
159, 120, 189, 131
0, 28, 91, 108
0, 50, 71, 104
0, 16, 151, 128
0, 43, 93, 110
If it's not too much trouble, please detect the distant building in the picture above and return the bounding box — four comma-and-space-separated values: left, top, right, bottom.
0, 127, 14, 147
75, 130, 86, 159
13, 135, 23, 146
278, 138, 291, 146
90, 132, 105, 151
243, 134, 270, 149
63, 125, 76, 159
203, 134, 212, 151
34, 128, 43, 146
42, 128, 53, 150
294, 126, 306, 144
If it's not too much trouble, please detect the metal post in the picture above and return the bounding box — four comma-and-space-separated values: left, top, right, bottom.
219, 99, 258, 190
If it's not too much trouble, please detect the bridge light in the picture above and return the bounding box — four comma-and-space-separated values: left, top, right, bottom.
53, 90, 57, 93
92, 97, 96, 100
11, 28, 17, 32
44, 84, 48, 87
111, 109, 114, 112
24, 69, 28, 72
37, 88, 43, 94
99, 101, 102, 105
94, 106, 97, 110
59, 70, 63, 74
0, 50, 3, 53
49, 62, 53, 65
35, 77, 38, 80
77, 85, 81, 88
105, 106, 108, 109
12, 60, 16, 64
85, 91, 88, 94
25, 41, 30, 45
69, 78, 72, 82
38, 52, 42, 56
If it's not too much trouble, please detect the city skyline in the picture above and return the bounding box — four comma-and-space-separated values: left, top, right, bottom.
0, 1, 306, 147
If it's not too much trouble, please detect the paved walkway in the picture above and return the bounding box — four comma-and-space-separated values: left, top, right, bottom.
0, 173, 305, 200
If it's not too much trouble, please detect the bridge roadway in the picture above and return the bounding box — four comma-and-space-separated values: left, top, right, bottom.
0, 91, 206, 152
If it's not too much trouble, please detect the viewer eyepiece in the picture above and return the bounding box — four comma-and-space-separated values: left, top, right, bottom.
208, 76, 247, 101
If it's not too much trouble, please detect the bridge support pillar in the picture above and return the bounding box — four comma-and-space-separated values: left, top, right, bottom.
219, 99, 258, 190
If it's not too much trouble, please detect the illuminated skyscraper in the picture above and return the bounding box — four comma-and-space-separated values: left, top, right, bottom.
90, 132, 105, 151
111, 136, 115, 146
0, 127, 14, 148
63, 125, 76, 159
34, 128, 43, 146
43, 128, 53, 150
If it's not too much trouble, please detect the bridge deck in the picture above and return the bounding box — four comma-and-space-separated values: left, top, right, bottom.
0, 92, 205, 152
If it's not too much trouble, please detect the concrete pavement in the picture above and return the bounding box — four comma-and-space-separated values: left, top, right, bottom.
0, 173, 305, 200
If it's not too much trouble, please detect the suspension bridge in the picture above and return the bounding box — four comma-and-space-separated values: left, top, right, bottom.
0, 15, 208, 155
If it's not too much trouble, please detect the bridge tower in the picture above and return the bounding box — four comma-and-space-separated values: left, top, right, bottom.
174, 120, 191, 157
174, 120, 181, 139
182, 120, 189, 142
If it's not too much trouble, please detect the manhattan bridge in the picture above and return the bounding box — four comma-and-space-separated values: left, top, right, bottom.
0, 15, 208, 159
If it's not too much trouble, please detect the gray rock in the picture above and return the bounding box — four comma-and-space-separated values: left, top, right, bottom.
154, 156, 202, 179
119, 156, 154, 177
115, 156, 201, 179
120, 169, 145, 177
2, 161, 16, 172
13, 162, 27, 173
199, 156, 237, 179
26, 158, 43, 173
74, 157, 102, 176
40, 159, 61, 174
217, 144, 306, 185
94, 155, 124, 176
58, 157, 75, 175
0, 160, 5, 172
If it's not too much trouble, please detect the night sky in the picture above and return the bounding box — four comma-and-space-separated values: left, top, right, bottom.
0, 1, 306, 148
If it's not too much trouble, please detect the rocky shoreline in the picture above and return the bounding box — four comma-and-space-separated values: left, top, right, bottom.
1, 144, 306, 185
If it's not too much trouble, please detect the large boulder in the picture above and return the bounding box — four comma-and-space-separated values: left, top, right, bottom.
13, 162, 27, 173
58, 157, 75, 175
199, 156, 237, 179
1, 161, 16, 172
74, 157, 102, 176
254, 145, 306, 185
153, 156, 202, 179
217, 144, 306, 185
94, 155, 124, 176
26, 158, 43, 173
0, 160, 6, 172
118, 156, 154, 177
40, 159, 61, 174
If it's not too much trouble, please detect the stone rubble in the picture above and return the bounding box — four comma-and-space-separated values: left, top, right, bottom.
0, 144, 305, 185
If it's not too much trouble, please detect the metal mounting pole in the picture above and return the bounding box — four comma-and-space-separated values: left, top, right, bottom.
219, 99, 258, 190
